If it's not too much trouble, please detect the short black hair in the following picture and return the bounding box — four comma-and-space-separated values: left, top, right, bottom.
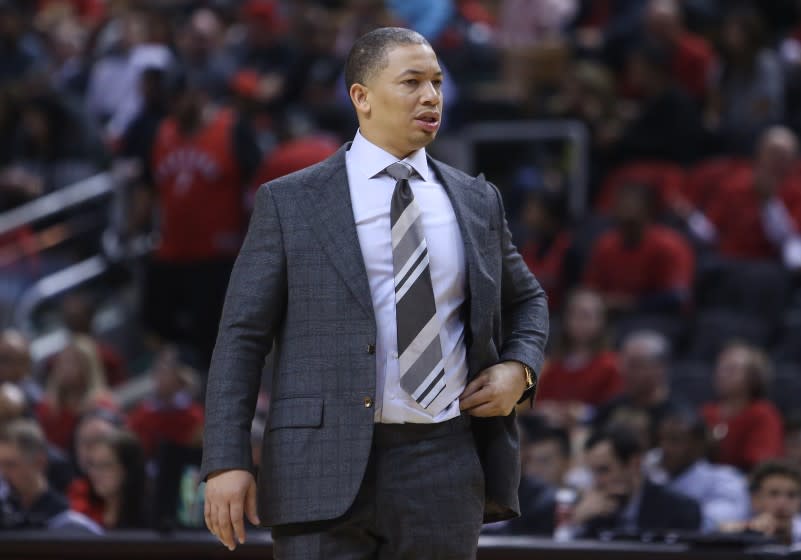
344, 27, 430, 91
749, 460, 801, 494
659, 406, 707, 441
585, 425, 643, 464
520, 417, 571, 458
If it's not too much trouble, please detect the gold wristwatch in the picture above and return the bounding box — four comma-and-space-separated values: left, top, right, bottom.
517, 362, 537, 405
521, 363, 536, 391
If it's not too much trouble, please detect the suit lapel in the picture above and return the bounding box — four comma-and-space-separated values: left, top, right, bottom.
301, 146, 374, 318
429, 158, 494, 375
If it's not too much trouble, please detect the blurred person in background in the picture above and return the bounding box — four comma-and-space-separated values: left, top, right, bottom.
142, 79, 261, 367
569, 0, 649, 67
678, 126, 801, 268
0, 329, 41, 406
536, 289, 622, 426
0, 0, 47, 85
605, 38, 704, 166
520, 418, 573, 488
332, 0, 397, 59
483, 415, 560, 537
127, 346, 204, 459
35, 335, 112, 452
174, 7, 231, 101
722, 461, 801, 545
65, 408, 122, 527
3, 89, 106, 194
227, 0, 297, 111
0, 383, 25, 425
71, 428, 148, 529
283, 4, 349, 131
517, 186, 573, 311
649, 408, 750, 531
567, 425, 701, 538
594, 330, 689, 448
709, 6, 785, 155
0, 376, 75, 495
638, 0, 715, 103
785, 413, 801, 466
60, 291, 127, 387
117, 66, 171, 183
545, 60, 621, 197
0, 418, 99, 532
84, 7, 174, 144
68, 407, 123, 481
249, 112, 341, 195
35, 1, 91, 96
583, 183, 694, 315
702, 341, 784, 472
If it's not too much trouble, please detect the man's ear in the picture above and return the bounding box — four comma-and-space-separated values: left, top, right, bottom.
350, 83, 370, 117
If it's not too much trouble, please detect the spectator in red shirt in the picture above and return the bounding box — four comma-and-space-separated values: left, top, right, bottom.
536, 289, 622, 427
584, 183, 694, 315
679, 126, 801, 266
35, 335, 114, 452
66, 409, 125, 525
518, 188, 572, 312
60, 292, 127, 387
127, 346, 204, 458
143, 82, 261, 366
71, 429, 148, 529
641, 0, 715, 103
702, 342, 784, 472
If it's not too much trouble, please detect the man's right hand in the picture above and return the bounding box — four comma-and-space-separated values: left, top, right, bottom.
204, 469, 260, 551
571, 489, 618, 525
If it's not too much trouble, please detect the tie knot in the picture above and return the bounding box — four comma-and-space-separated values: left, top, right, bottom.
386, 162, 413, 181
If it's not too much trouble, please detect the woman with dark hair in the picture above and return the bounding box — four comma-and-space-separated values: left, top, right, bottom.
709, 7, 785, 154
534, 288, 622, 427
5, 90, 106, 193
701, 341, 784, 471
70, 429, 149, 529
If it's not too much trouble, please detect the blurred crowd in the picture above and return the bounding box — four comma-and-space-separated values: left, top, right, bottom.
1, 0, 801, 548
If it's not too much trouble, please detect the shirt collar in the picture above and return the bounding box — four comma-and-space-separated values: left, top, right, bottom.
350, 130, 431, 182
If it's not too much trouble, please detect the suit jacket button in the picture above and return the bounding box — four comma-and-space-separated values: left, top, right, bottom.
367, 343, 376, 355
363, 396, 373, 408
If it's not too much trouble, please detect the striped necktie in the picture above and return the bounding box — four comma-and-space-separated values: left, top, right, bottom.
387, 161, 447, 413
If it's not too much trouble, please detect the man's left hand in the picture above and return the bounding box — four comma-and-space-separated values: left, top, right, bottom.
459, 361, 527, 417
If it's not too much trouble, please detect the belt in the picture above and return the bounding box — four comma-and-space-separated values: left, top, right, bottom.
373, 413, 472, 447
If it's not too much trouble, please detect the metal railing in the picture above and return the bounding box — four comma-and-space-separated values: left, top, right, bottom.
0, 172, 114, 238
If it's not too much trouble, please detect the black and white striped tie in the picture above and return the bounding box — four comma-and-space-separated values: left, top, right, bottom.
387, 162, 447, 412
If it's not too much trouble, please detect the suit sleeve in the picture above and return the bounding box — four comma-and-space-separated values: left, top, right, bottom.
489, 182, 549, 401
200, 183, 287, 481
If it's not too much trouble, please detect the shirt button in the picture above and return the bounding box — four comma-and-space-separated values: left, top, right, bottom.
392, 351, 398, 359
367, 343, 376, 355
363, 396, 373, 408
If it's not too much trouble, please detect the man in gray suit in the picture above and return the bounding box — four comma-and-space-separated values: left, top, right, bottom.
201, 27, 548, 559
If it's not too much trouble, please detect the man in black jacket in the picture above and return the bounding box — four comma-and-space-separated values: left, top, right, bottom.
570, 425, 701, 537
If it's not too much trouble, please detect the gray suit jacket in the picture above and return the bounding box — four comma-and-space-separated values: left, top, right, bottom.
200, 144, 549, 527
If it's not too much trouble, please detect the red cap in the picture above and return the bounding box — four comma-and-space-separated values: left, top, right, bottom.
241, 0, 286, 33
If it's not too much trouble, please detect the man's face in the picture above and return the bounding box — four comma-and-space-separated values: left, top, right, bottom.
356, 43, 443, 158
752, 475, 801, 528
586, 441, 638, 501
658, 418, 699, 475
714, 346, 750, 399
522, 439, 568, 486
0, 338, 29, 384
0, 442, 39, 498
620, 342, 662, 400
